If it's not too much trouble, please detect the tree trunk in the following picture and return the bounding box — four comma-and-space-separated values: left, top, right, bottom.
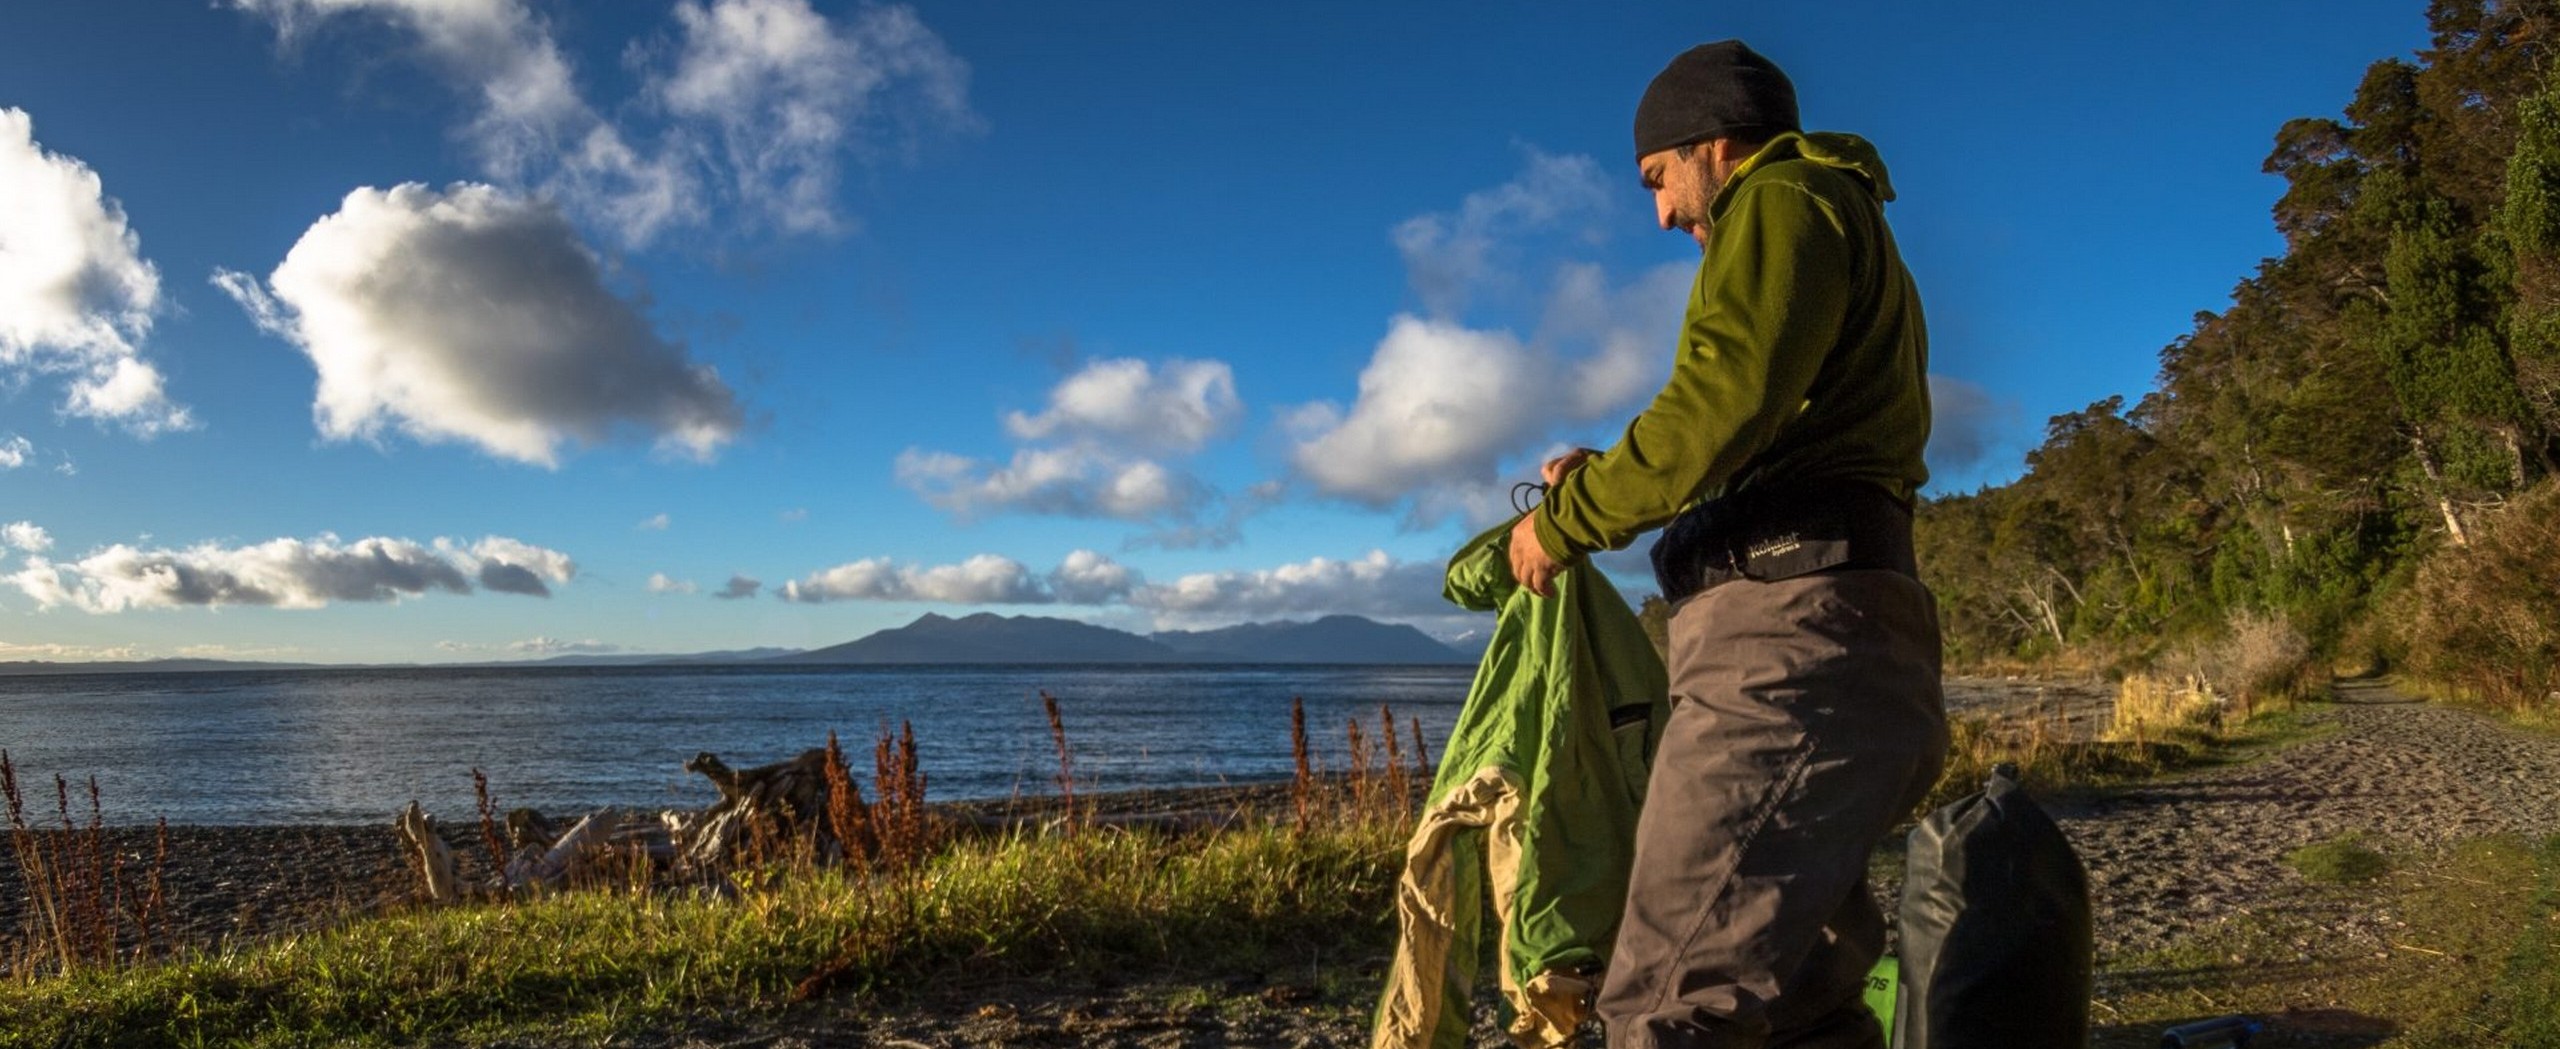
2410, 430, 2471, 547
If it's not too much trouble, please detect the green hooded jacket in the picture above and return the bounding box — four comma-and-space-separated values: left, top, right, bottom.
1371, 517, 1670, 1049
1534, 131, 1930, 563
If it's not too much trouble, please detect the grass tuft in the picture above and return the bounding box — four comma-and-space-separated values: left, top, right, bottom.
2285, 833, 2390, 884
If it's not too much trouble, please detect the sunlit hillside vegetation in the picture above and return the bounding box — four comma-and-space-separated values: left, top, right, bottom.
1915, 0, 2560, 718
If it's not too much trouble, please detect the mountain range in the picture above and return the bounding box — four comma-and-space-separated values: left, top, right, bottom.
773, 613, 1471, 665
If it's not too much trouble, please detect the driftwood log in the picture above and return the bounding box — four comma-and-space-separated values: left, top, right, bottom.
394, 801, 460, 904
393, 747, 844, 902
667, 748, 835, 873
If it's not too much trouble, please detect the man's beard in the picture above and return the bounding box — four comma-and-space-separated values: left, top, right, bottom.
1687, 168, 1727, 251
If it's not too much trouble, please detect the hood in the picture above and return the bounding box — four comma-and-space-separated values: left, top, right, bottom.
1736, 130, 1896, 202
1443, 516, 1523, 613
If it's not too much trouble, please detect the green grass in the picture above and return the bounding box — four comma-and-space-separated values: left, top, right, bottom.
2095, 834, 2560, 1048
2286, 833, 2391, 885
0, 820, 1406, 1048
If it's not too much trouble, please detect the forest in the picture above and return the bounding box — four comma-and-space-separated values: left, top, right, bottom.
1911, 0, 2560, 713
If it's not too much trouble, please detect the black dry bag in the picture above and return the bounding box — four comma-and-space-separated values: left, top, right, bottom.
1893, 766, 2093, 1049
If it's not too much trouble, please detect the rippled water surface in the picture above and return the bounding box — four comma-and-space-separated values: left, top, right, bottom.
0, 664, 1474, 825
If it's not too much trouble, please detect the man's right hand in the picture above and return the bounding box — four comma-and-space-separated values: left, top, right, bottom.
1542, 447, 1598, 487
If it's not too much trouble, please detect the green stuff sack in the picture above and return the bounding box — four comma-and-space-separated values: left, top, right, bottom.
1371, 516, 1670, 1049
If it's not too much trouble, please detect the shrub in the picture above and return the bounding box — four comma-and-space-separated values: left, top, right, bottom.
2392, 480, 2560, 715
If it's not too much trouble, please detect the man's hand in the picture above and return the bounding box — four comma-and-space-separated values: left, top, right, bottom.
1509, 511, 1564, 598
1541, 447, 1597, 487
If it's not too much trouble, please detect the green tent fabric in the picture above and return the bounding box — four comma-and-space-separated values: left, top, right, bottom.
1371, 516, 1671, 1049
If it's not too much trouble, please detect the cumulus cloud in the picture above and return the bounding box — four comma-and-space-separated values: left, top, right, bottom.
0, 108, 191, 434
1287, 316, 1545, 507
0, 641, 145, 662
7, 533, 572, 612
778, 550, 1136, 605
896, 446, 1207, 523
510, 636, 621, 656
647, 572, 697, 595
901, 354, 1245, 535
1925, 374, 2021, 483
714, 574, 762, 599
1048, 548, 1138, 604
1288, 153, 1691, 525
0, 436, 28, 469
1003, 357, 1240, 455
637, 513, 671, 531
1129, 550, 1448, 626
3, 522, 52, 553
214, 182, 744, 467
1393, 149, 1612, 318
231, 0, 971, 245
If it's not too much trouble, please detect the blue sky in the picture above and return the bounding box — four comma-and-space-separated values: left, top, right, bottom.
0, 0, 2427, 663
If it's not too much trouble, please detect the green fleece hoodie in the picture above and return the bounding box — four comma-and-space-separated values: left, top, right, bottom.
1533, 131, 1930, 563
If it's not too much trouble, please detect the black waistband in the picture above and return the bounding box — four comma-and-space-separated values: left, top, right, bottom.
1649, 480, 1917, 605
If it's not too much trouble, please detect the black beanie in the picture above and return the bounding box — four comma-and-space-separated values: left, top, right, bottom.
1632, 40, 1799, 160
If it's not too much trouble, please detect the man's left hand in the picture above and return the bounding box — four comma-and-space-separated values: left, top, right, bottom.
1509, 512, 1565, 598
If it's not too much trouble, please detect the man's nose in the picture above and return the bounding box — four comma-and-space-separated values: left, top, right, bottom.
1656, 199, 1676, 231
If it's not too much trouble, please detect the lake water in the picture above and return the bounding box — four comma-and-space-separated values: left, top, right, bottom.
0, 664, 1475, 826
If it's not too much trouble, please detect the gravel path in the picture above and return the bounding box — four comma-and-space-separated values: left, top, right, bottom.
2059, 678, 2560, 962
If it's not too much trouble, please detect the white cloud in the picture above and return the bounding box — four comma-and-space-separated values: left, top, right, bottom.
779, 549, 1136, 605
215, 182, 744, 467
1004, 357, 1240, 455
715, 573, 762, 599
0, 436, 30, 470
450, 535, 577, 596
0, 108, 192, 434
3, 522, 52, 553
232, 0, 971, 246
647, 572, 697, 595
1392, 149, 1612, 318
8, 533, 573, 613
901, 354, 1243, 532
782, 553, 1043, 604
654, 0, 973, 235
637, 512, 671, 531
1130, 550, 1448, 625
1287, 152, 1692, 524
510, 636, 621, 656
778, 507, 808, 523
0, 641, 145, 662
896, 445, 1205, 523
1047, 549, 1138, 604
1287, 316, 1543, 508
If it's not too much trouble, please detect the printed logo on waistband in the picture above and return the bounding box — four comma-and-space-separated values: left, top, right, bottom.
1746, 533, 1803, 561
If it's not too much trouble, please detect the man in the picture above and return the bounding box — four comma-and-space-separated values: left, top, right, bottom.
1504, 41, 1949, 1049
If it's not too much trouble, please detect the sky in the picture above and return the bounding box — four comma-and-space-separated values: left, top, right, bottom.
0, 0, 2431, 664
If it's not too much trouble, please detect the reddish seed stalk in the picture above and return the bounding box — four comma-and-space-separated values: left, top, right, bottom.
1410, 717, 1431, 777
1040, 692, 1077, 830
822, 730, 876, 874
1289, 697, 1312, 837
471, 769, 508, 889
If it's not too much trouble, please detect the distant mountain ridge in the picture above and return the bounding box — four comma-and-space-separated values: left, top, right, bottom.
1152, 615, 1466, 664
775, 612, 1471, 666
772, 612, 1189, 665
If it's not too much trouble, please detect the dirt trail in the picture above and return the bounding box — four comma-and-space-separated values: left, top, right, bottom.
2058, 679, 2560, 962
